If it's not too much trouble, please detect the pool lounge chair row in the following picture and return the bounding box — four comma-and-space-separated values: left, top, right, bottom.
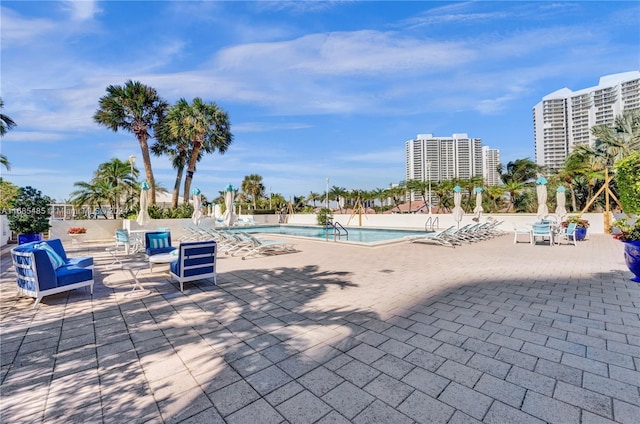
408, 221, 506, 247
180, 225, 295, 259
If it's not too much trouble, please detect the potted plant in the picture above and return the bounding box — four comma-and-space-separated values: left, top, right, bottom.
67, 227, 87, 244
562, 215, 590, 241
614, 152, 640, 283
7, 186, 52, 244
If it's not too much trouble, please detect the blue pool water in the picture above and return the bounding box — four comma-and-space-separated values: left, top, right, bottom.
230, 225, 428, 244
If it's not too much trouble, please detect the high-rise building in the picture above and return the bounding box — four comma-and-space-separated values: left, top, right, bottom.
533, 71, 640, 170
405, 133, 488, 201
482, 146, 501, 186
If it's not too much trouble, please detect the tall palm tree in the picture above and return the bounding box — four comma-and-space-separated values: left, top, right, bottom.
161, 98, 233, 203
94, 80, 168, 205
241, 174, 265, 210
0, 98, 17, 170
590, 109, 640, 166
69, 179, 113, 217
151, 129, 200, 208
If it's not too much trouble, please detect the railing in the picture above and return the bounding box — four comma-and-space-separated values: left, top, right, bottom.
325, 221, 349, 241
424, 216, 439, 232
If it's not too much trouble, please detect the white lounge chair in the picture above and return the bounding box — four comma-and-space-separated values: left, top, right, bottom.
231, 232, 295, 259
406, 226, 457, 247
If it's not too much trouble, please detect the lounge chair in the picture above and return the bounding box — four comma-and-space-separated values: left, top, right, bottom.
231, 232, 295, 259
406, 226, 457, 247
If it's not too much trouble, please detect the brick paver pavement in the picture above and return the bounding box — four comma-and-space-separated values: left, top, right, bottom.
1, 233, 638, 423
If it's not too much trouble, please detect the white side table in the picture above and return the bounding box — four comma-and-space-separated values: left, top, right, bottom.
148, 250, 178, 272
121, 261, 151, 296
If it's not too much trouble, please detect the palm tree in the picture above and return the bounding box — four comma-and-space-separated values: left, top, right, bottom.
329, 186, 347, 213
241, 174, 265, 210
69, 179, 113, 217
95, 158, 138, 215
94, 80, 168, 205
306, 191, 321, 208
590, 109, 640, 166
0, 98, 16, 170
160, 98, 233, 203
385, 186, 406, 213
151, 129, 199, 208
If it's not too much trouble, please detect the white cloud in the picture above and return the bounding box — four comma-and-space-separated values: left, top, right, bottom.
61, 0, 100, 21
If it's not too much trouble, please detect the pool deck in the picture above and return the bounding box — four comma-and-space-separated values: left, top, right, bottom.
1, 233, 639, 423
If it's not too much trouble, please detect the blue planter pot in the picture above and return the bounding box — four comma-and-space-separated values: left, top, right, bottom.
575, 227, 587, 241
623, 241, 640, 283
18, 233, 43, 245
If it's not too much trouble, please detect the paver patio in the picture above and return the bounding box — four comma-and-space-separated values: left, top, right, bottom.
1, 232, 639, 423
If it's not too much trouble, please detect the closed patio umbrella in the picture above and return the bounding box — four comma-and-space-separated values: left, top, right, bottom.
555, 186, 567, 222
223, 184, 236, 227
191, 188, 202, 226
136, 181, 151, 227
452, 185, 464, 228
472, 187, 483, 222
536, 177, 549, 221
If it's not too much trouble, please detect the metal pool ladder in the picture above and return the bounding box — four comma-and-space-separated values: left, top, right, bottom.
325, 221, 349, 241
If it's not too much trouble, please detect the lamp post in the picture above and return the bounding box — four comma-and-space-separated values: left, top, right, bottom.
426, 161, 432, 215
269, 186, 272, 210
128, 155, 136, 210
325, 178, 330, 210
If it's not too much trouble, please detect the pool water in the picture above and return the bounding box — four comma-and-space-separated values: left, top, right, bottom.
230, 225, 428, 244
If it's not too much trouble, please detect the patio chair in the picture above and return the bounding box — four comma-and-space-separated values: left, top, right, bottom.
144, 231, 176, 257
531, 222, 554, 246
169, 240, 217, 292
555, 222, 577, 246
406, 226, 457, 247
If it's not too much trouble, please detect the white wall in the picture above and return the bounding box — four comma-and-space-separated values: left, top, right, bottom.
0, 215, 9, 246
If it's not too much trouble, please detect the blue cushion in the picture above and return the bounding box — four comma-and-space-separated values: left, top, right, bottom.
56, 266, 93, 287
35, 242, 65, 270
66, 257, 94, 268
148, 233, 169, 249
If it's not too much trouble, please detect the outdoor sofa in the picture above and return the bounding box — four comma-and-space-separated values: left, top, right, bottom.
11, 239, 94, 309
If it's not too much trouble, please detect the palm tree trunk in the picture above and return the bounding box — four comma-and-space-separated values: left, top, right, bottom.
172, 166, 185, 209
137, 134, 156, 205
183, 143, 202, 204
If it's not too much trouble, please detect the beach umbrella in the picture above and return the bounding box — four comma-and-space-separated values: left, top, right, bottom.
452, 185, 464, 228
191, 188, 202, 226
136, 181, 151, 227
473, 187, 484, 222
222, 184, 236, 227
536, 177, 549, 221
555, 186, 567, 221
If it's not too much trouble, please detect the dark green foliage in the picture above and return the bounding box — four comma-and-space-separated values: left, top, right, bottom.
615, 152, 640, 214
8, 186, 51, 234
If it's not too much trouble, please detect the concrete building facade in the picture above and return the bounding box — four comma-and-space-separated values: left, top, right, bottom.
533, 71, 640, 170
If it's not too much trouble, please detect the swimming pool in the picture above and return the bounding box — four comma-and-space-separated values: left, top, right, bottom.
230, 225, 429, 244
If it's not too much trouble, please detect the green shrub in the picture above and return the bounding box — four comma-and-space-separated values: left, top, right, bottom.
316, 208, 333, 225
8, 186, 51, 234
615, 152, 640, 214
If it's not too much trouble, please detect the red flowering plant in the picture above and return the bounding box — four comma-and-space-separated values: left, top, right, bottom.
613, 219, 640, 242
67, 227, 87, 234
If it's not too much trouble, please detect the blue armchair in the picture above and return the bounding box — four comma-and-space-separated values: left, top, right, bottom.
144, 231, 176, 256
169, 241, 217, 292
11, 239, 94, 309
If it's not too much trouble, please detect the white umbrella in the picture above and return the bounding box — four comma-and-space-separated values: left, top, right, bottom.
555, 186, 567, 221
473, 187, 484, 222
222, 184, 236, 227
536, 177, 549, 221
452, 185, 465, 228
191, 188, 202, 226
136, 181, 151, 227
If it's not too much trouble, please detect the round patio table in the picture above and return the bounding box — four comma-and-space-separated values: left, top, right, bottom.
148, 250, 178, 272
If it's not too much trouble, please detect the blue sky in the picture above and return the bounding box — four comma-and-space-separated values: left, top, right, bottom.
1, 1, 638, 203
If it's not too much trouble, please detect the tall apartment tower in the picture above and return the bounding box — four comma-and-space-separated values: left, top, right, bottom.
533, 71, 640, 170
405, 133, 484, 186
482, 146, 501, 186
